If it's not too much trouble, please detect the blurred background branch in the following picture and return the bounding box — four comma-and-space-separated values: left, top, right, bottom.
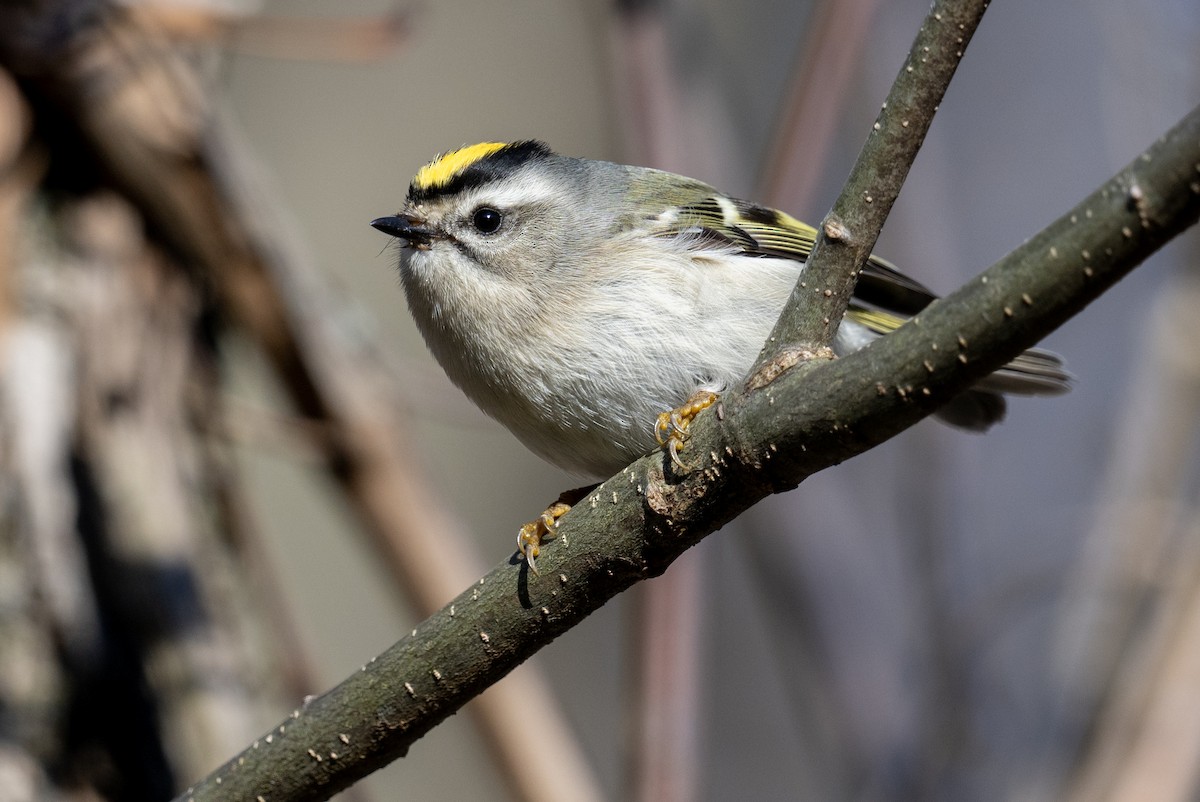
0, 2, 598, 801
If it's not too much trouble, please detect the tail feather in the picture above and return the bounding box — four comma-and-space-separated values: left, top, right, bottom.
844, 305, 1071, 430
975, 347, 1072, 397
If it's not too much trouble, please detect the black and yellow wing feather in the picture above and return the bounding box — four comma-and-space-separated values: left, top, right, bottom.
662, 195, 932, 333
654, 192, 1071, 404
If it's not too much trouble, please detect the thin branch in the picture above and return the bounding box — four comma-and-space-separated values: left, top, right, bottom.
750, 0, 989, 378
175, 84, 1200, 802
218, 7, 415, 63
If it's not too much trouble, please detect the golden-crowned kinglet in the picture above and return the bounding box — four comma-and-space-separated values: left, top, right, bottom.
373, 141, 1069, 566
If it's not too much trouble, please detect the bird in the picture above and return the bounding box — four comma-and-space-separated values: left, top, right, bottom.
372, 140, 1070, 570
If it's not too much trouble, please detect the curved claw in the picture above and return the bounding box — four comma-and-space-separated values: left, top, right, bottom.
655, 390, 719, 471
517, 502, 571, 575
654, 411, 672, 446
670, 410, 689, 438
517, 522, 542, 575
668, 437, 685, 470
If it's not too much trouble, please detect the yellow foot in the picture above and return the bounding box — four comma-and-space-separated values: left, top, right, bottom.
655, 389, 719, 470
517, 502, 571, 575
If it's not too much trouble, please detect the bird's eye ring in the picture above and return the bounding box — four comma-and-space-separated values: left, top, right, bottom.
471, 207, 503, 234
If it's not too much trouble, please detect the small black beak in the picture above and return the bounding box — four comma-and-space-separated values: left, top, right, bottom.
371, 214, 435, 248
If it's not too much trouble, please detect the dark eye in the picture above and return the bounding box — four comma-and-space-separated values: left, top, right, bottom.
471, 207, 503, 234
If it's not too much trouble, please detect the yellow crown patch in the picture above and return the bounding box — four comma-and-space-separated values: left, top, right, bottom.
413, 142, 508, 192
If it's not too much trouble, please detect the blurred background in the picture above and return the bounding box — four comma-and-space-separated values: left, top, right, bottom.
0, 0, 1198, 800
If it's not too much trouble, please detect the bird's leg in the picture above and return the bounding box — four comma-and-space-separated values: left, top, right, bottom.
516, 484, 598, 574
655, 389, 719, 470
